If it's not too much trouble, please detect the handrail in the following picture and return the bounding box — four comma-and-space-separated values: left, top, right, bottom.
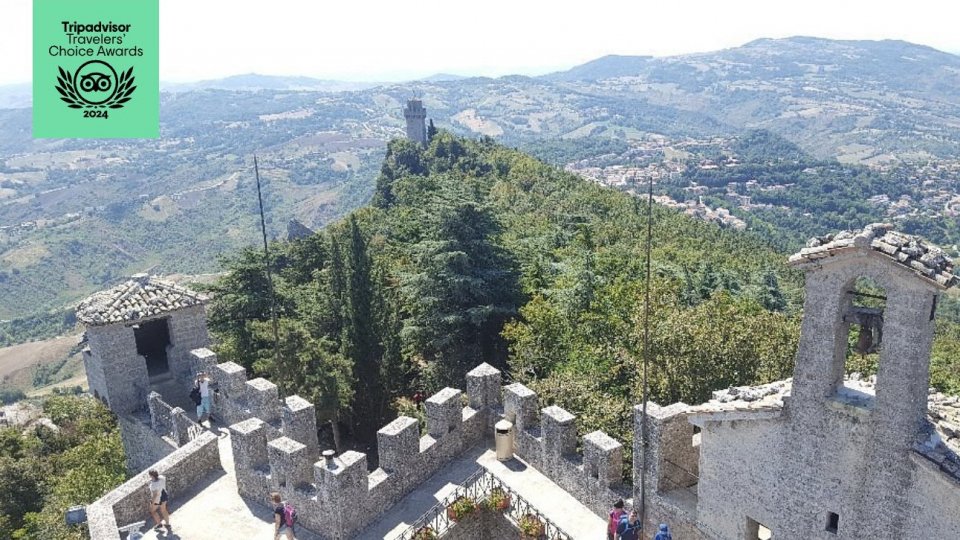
396, 467, 574, 539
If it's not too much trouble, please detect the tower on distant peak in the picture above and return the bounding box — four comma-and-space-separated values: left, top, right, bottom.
403, 98, 427, 145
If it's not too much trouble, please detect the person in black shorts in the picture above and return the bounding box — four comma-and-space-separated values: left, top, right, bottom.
147, 469, 171, 531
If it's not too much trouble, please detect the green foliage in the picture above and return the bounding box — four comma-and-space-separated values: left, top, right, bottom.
210, 133, 811, 463
0, 309, 77, 348
0, 395, 125, 540
0, 387, 27, 404
931, 320, 960, 395
208, 132, 960, 481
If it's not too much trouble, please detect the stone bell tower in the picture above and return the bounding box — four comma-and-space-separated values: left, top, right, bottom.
783, 223, 957, 539
403, 98, 427, 145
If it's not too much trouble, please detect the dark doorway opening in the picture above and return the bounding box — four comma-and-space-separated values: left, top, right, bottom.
134, 318, 171, 377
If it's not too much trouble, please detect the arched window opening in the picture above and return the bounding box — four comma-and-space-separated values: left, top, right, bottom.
843, 277, 885, 379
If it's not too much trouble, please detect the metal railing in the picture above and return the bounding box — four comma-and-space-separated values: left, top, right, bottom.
396, 468, 574, 540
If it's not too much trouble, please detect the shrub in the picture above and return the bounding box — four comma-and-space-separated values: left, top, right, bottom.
519, 513, 545, 538
445, 495, 477, 522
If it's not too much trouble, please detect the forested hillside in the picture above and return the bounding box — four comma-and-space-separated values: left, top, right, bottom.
6, 37, 960, 349
208, 133, 959, 475
206, 134, 793, 450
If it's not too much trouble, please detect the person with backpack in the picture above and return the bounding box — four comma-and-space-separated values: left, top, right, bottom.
617, 510, 642, 540
272, 492, 296, 540
654, 523, 673, 540
607, 499, 626, 540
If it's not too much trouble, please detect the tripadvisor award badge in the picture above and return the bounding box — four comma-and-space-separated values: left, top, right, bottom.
33, 0, 158, 138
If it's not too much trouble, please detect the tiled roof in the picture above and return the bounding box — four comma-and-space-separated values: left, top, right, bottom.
77, 274, 207, 326
787, 223, 958, 288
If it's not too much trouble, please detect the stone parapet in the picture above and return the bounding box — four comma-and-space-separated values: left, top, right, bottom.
229, 365, 502, 539
425, 387, 462, 438
245, 378, 280, 424
268, 436, 313, 490
85, 431, 222, 538
282, 395, 319, 458
377, 416, 420, 474
503, 383, 538, 431
466, 362, 502, 410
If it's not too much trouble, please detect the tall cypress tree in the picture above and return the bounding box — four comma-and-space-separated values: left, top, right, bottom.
341, 216, 384, 440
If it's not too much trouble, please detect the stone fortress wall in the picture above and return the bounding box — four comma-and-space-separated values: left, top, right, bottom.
86, 431, 222, 539
78, 225, 960, 540
223, 358, 636, 539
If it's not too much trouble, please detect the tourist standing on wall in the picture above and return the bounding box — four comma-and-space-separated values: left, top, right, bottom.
193, 371, 214, 424
147, 469, 171, 532
607, 499, 626, 540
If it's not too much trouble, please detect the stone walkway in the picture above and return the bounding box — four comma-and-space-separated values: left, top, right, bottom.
480, 452, 606, 539
360, 445, 492, 538
128, 432, 604, 540
130, 424, 324, 540
360, 447, 605, 539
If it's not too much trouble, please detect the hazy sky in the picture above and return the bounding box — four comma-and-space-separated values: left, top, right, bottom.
2, 0, 959, 85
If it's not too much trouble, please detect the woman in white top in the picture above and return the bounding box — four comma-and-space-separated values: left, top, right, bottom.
147, 469, 171, 531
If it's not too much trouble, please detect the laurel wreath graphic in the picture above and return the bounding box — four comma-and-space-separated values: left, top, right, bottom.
56, 66, 137, 109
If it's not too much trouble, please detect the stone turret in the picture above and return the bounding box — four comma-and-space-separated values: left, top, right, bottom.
403, 98, 427, 145
77, 274, 210, 415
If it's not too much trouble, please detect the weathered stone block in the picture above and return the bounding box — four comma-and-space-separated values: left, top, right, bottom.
466, 363, 502, 409
583, 430, 623, 486
189, 348, 218, 375
377, 416, 419, 473
268, 436, 312, 490
542, 405, 576, 458
315, 450, 368, 504
282, 395, 319, 459
214, 361, 247, 399
504, 383, 538, 431
246, 378, 280, 423
171, 407, 201, 446
230, 418, 268, 469
425, 387, 462, 438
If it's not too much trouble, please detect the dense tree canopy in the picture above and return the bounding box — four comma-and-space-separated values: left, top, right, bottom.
0, 396, 125, 540
207, 132, 960, 476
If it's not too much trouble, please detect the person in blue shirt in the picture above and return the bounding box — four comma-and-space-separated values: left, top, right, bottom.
654, 523, 673, 540
617, 510, 642, 540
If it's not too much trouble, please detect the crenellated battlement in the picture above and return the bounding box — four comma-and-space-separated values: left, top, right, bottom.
227, 362, 503, 539
502, 383, 630, 518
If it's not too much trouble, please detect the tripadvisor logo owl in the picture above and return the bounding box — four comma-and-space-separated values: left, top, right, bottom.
55, 60, 136, 118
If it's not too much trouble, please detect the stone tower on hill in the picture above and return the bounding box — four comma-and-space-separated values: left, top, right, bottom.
77, 273, 210, 415
403, 98, 427, 145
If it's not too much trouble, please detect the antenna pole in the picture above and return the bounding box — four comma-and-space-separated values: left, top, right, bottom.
254, 156, 281, 368
639, 173, 653, 533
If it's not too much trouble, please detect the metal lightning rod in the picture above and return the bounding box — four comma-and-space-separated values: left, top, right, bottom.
254, 156, 281, 369
639, 172, 653, 533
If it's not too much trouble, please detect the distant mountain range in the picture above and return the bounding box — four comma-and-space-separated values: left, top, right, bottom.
159, 73, 383, 93
3, 36, 960, 328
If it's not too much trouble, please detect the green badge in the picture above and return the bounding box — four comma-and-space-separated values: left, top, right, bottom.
33, 0, 159, 138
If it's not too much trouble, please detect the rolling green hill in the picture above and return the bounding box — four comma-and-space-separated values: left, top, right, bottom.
4, 36, 960, 346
